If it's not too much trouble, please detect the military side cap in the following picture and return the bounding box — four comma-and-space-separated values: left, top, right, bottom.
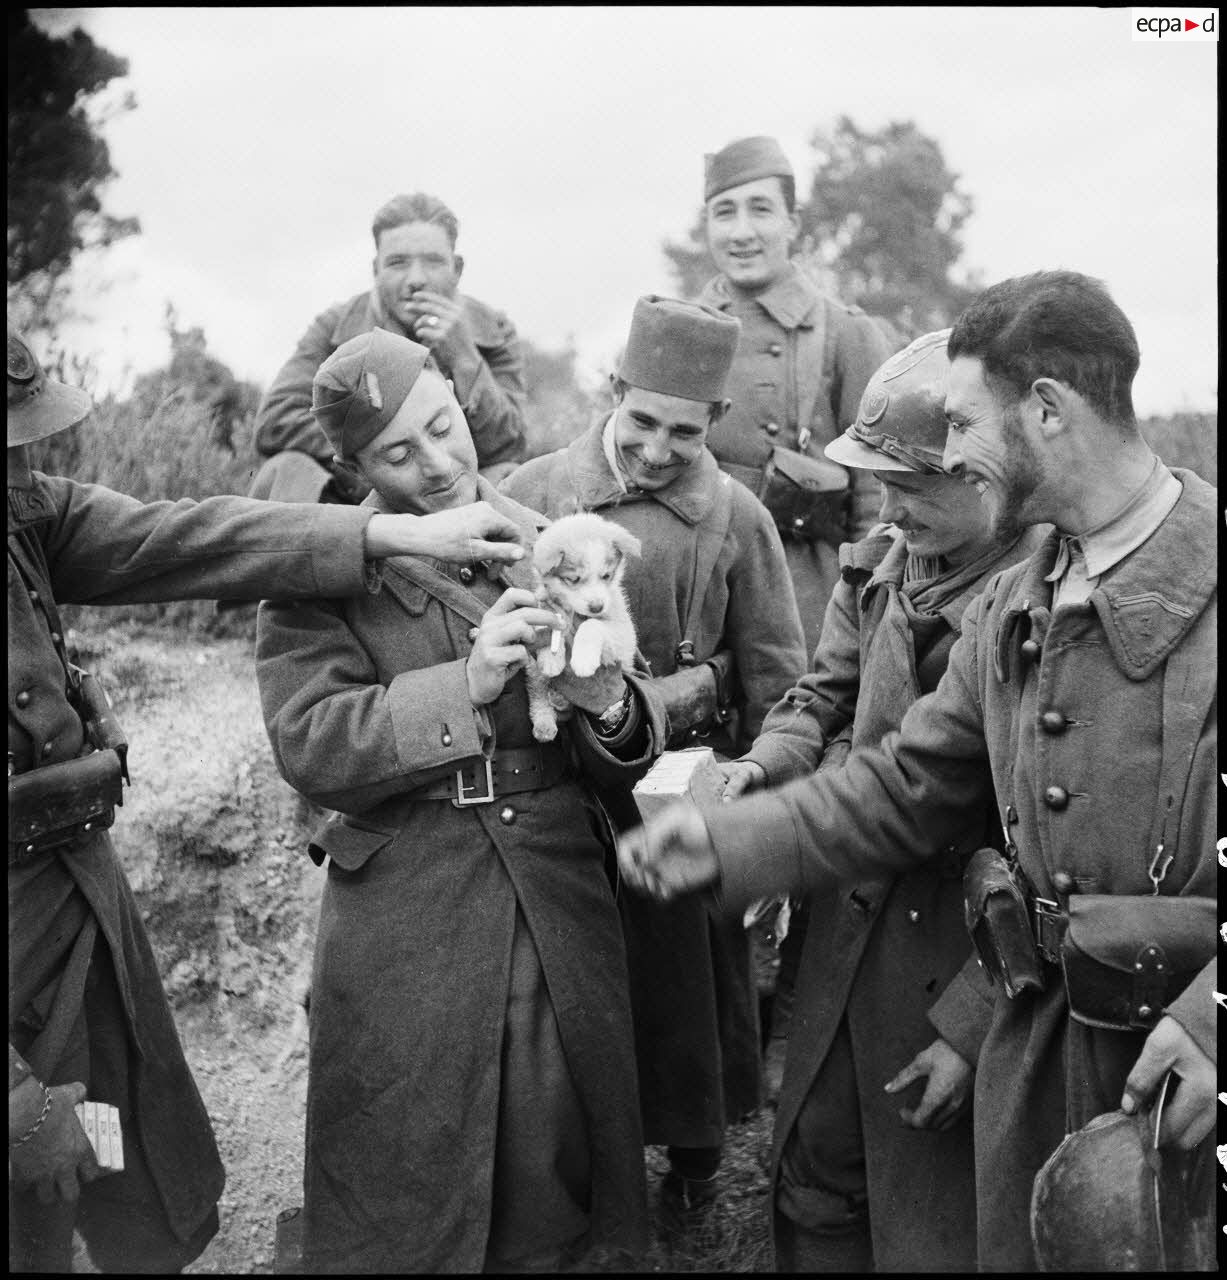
704, 135, 793, 201
7, 322, 93, 447
312, 328, 431, 458
617, 295, 741, 403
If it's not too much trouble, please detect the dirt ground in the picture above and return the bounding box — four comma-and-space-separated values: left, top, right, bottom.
68, 619, 775, 1274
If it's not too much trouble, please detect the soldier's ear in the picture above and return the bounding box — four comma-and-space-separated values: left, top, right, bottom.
452, 253, 465, 283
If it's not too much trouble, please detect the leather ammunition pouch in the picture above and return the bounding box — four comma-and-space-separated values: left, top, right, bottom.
9, 748, 125, 864
756, 447, 851, 546
1059, 895, 1215, 1031
659, 650, 738, 748
963, 847, 1046, 999
9, 668, 129, 865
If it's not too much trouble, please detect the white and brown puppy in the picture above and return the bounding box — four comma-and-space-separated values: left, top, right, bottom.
525, 512, 640, 742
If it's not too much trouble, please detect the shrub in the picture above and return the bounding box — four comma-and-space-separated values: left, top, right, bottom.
30, 394, 262, 636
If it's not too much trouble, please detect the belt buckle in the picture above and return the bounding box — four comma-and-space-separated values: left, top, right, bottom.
1032, 896, 1062, 964
452, 758, 495, 807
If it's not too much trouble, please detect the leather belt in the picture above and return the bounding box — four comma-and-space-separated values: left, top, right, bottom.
415, 745, 572, 808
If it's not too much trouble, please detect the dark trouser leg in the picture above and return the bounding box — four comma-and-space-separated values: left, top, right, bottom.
10, 942, 218, 1274
484, 909, 591, 1272
774, 1015, 872, 1273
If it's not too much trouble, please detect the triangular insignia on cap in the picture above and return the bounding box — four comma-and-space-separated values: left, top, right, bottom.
365, 371, 382, 410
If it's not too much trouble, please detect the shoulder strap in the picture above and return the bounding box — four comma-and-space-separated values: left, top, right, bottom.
678, 474, 734, 661
1145, 595, 1216, 879
382, 558, 488, 628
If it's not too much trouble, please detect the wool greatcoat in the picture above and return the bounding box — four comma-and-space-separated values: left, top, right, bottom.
742, 522, 1042, 1272
8, 467, 378, 1270
501, 425, 807, 1151
252, 289, 526, 500
697, 265, 897, 655
255, 482, 667, 1273
706, 469, 1217, 1271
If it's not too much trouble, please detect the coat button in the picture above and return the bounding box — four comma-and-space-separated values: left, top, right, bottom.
1052, 871, 1076, 895
907, 909, 920, 924
1020, 638, 1041, 664
768, 343, 783, 357
1043, 785, 1069, 811
29, 590, 40, 604
42, 741, 55, 757
499, 806, 516, 825
16, 691, 31, 708
763, 421, 781, 437
441, 732, 452, 747
50, 632, 63, 646
1039, 710, 1067, 734
458, 566, 475, 585
468, 626, 479, 642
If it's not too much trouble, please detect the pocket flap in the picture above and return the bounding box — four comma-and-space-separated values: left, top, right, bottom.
307, 815, 396, 871
769, 446, 850, 493
1064, 895, 1216, 975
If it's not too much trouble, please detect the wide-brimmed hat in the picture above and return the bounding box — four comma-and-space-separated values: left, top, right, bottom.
7, 324, 92, 447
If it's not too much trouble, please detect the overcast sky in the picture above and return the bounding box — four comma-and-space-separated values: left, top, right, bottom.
29, 6, 1219, 416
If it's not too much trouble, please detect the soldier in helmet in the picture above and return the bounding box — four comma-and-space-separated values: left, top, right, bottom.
718, 331, 1045, 1271
6, 321, 524, 1272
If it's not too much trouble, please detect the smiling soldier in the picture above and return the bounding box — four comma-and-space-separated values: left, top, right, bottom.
501, 295, 806, 1242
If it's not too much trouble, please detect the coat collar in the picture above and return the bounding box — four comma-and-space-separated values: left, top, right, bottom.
562, 418, 723, 526
366, 478, 545, 616
698, 262, 823, 331
994, 469, 1215, 682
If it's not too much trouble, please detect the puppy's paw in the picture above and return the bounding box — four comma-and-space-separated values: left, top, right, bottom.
531, 711, 559, 742
569, 620, 603, 677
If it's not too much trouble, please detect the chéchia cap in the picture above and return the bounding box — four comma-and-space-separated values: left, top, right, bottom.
825, 329, 953, 474
7, 321, 93, 448
704, 135, 794, 202
313, 327, 432, 458
617, 295, 741, 403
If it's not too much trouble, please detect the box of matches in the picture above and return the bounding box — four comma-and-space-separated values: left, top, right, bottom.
631, 746, 726, 824
74, 1100, 124, 1173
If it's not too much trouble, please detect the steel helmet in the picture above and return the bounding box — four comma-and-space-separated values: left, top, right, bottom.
7, 321, 92, 447
825, 328, 951, 473
1030, 1094, 1214, 1272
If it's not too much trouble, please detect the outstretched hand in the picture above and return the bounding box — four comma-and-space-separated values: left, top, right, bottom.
616, 803, 719, 903
720, 759, 767, 799
366, 503, 525, 566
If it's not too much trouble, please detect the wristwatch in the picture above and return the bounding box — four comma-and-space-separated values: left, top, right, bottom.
596, 696, 629, 734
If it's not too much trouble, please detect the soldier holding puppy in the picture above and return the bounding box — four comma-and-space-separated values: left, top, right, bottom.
255, 328, 670, 1271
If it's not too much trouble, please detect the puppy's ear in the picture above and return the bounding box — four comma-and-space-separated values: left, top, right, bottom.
611, 527, 642, 561
532, 531, 566, 576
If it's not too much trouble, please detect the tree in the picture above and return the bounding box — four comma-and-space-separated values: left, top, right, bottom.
662, 116, 980, 337
7, 9, 139, 334
128, 304, 263, 453
521, 337, 599, 459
